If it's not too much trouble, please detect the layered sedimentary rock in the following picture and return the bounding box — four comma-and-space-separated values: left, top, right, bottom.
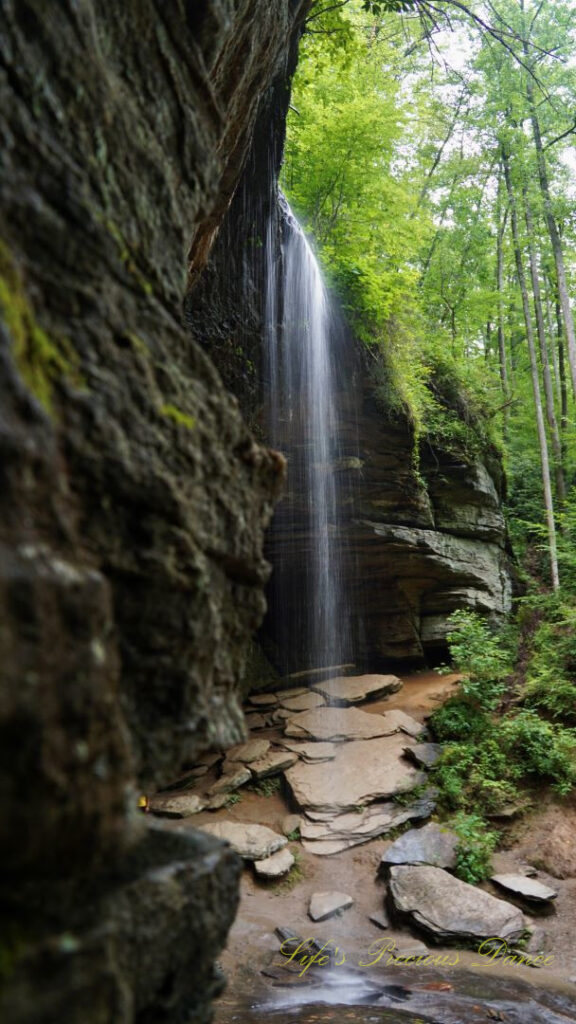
0, 1, 308, 1020
193, 167, 513, 672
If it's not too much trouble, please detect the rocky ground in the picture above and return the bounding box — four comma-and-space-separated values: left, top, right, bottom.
153, 671, 576, 1022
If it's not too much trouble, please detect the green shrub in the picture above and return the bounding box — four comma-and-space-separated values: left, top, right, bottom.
444, 610, 511, 711
429, 695, 490, 742
499, 711, 576, 795
451, 812, 500, 883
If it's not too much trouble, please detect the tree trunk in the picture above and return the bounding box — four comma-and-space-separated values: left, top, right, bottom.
526, 78, 576, 401
502, 148, 560, 589
523, 190, 566, 504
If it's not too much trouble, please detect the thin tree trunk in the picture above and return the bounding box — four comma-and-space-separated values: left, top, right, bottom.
523, 190, 566, 504
502, 148, 559, 590
556, 295, 569, 462
526, 78, 576, 401
496, 181, 510, 403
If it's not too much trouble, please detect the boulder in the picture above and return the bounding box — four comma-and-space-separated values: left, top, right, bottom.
225, 739, 271, 764
389, 865, 525, 943
250, 750, 298, 779
491, 875, 558, 904
199, 822, 287, 861
149, 794, 206, 818
311, 674, 403, 706
285, 734, 426, 813
403, 743, 442, 768
309, 891, 354, 922
254, 848, 295, 878
282, 814, 302, 837
380, 823, 458, 870
208, 766, 251, 795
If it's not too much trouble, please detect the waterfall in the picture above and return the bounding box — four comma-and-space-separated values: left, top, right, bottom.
265, 196, 352, 673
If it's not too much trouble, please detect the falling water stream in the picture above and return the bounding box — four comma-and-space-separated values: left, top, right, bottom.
265, 196, 352, 672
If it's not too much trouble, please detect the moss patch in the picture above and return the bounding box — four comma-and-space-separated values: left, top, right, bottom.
158, 403, 196, 430
0, 240, 82, 414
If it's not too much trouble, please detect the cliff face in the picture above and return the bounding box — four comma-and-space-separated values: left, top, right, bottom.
194, 196, 514, 672
0, 2, 308, 1021
347, 373, 513, 665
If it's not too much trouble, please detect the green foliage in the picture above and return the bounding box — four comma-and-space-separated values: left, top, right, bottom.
451, 812, 500, 883
498, 710, 576, 795
521, 596, 576, 722
224, 792, 242, 807
250, 776, 282, 798
444, 610, 512, 710
429, 696, 491, 742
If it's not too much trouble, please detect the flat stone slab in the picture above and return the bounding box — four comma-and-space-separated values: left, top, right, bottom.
278, 691, 326, 712
389, 865, 525, 943
199, 821, 287, 860
491, 874, 558, 903
285, 733, 426, 813
284, 707, 416, 743
248, 693, 280, 708
403, 743, 442, 769
280, 740, 337, 763
311, 673, 403, 706
254, 847, 295, 878
386, 709, 425, 738
244, 712, 270, 731
149, 793, 206, 818
208, 765, 251, 795
381, 823, 458, 870
309, 891, 353, 922
250, 750, 298, 779
301, 795, 435, 855
225, 739, 271, 764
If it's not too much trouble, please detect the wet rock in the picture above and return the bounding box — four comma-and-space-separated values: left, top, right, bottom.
199, 822, 287, 861
149, 794, 206, 818
208, 767, 251, 795
254, 848, 295, 878
491, 875, 558, 904
286, 734, 425, 814
300, 796, 435, 855
311, 673, 403, 706
380, 823, 458, 870
225, 739, 271, 764
284, 707, 419, 743
250, 750, 298, 779
403, 743, 442, 769
309, 891, 354, 922
389, 865, 525, 943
